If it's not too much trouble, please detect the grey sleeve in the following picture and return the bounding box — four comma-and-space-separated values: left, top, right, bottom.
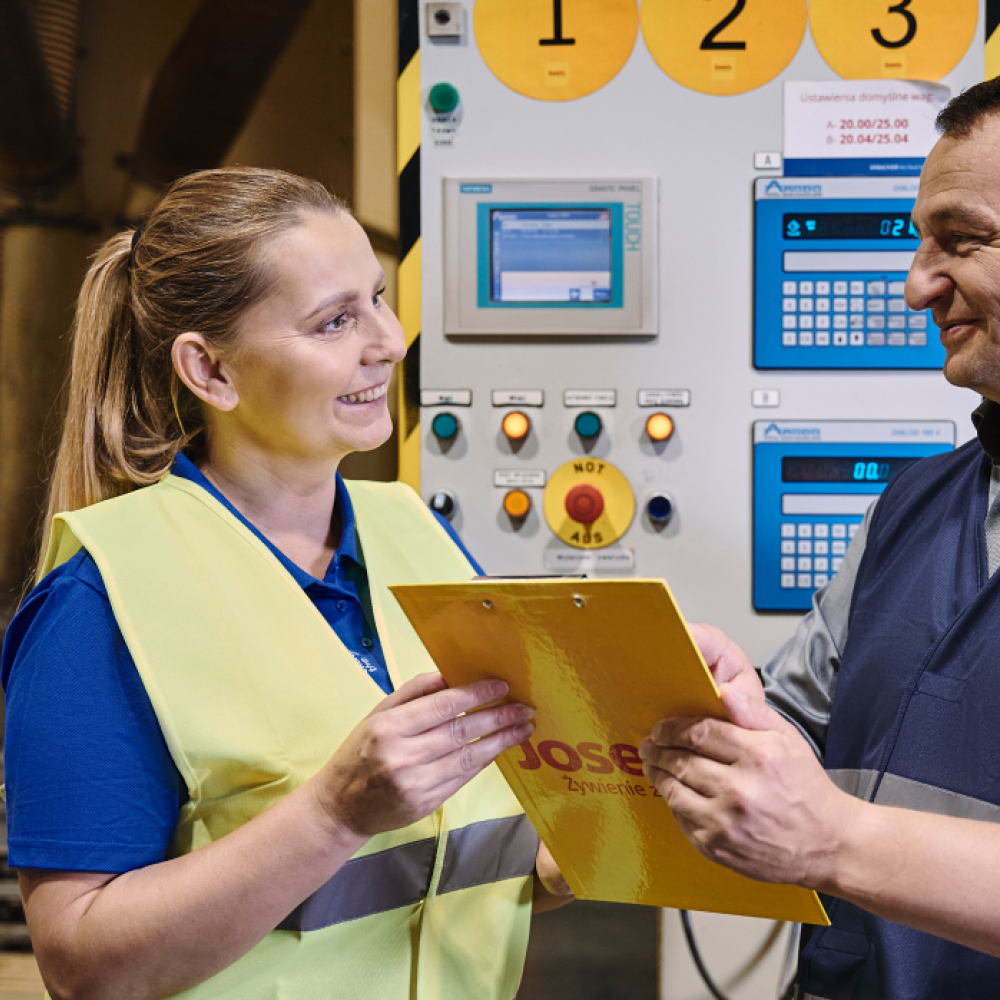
761, 504, 875, 760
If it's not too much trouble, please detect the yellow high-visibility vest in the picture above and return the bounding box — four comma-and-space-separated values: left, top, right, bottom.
42, 475, 536, 1000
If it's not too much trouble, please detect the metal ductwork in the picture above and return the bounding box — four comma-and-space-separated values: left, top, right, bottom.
30, 0, 83, 122
0, 0, 78, 197
129, 0, 318, 190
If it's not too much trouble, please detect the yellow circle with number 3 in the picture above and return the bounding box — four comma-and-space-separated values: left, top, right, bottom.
810, 0, 977, 80
641, 0, 807, 97
474, 0, 639, 102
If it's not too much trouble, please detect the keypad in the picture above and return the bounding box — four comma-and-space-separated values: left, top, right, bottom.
780, 278, 929, 348
779, 521, 858, 589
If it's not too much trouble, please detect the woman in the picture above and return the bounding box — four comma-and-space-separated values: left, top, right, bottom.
1, 167, 570, 1000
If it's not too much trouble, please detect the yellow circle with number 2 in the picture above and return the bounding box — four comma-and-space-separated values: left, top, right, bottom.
474, 0, 639, 102
810, 0, 977, 80
641, 0, 807, 97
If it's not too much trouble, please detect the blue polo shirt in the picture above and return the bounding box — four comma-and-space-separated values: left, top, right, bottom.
0, 457, 481, 872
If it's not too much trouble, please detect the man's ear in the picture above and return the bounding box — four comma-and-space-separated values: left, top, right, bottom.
172, 333, 239, 412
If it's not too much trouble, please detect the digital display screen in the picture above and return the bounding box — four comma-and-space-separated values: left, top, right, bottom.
782, 212, 916, 241
782, 457, 917, 484
490, 208, 612, 303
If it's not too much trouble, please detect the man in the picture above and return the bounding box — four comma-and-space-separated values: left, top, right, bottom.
640, 77, 1000, 999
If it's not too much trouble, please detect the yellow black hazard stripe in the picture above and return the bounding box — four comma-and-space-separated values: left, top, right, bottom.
397, 0, 421, 491
989, 0, 1000, 80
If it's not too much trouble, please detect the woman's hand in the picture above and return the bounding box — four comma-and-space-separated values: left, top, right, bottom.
532, 840, 575, 912
313, 672, 534, 838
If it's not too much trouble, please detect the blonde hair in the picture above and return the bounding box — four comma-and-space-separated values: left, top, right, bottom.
39, 166, 347, 579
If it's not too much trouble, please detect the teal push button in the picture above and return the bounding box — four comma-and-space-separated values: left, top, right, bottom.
431, 411, 459, 441
428, 83, 460, 115
574, 411, 602, 440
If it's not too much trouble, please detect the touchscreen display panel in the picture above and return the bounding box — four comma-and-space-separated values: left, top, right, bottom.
490, 208, 612, 303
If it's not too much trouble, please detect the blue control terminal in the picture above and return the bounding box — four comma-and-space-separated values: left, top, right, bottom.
754, 176, 941, 370
431, 412, 460, 441
753, 420, 955, 611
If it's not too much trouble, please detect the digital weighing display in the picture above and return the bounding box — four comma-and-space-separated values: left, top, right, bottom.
753, 421, 955, 612
782, 213, 914, 241
782, 456, 917, 483
490, 209, 612, 304
754, 176, 942, 370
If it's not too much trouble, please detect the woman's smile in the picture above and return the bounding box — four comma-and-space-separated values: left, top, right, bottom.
336, 380, 390, 405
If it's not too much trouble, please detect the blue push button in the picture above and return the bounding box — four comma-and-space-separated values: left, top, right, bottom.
574, 411, 602, 439
647, 493, 674, 524
432, 412, 459, 441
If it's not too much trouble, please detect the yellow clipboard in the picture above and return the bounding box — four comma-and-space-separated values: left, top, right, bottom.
391, 577, 829, 925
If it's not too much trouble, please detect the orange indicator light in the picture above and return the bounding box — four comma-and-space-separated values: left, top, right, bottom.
502, 410, 531, 441
646, 412, 674, 442
503, 489, 531, 519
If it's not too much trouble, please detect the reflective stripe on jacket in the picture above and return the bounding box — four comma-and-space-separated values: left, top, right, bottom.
798, 438, 1000, 999
42, 476, 537, 1000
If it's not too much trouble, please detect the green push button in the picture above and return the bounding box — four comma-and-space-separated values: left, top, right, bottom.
432, 411, 459, 441
574, 411, 602, 440
428, 82, 460, 115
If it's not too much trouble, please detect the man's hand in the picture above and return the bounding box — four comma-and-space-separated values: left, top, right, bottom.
689, 622, 765, 703
640, 680, 856, 889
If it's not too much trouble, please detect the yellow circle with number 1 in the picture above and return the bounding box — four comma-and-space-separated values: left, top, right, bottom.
641, 0, 807, 97
810, 0, 977, 81
474, 0, 639, 102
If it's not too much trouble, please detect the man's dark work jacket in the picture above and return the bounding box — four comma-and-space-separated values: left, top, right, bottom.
798, 402, 1000, 1000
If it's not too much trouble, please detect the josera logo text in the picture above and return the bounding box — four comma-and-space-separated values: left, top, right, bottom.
513, 739, 657, 798
514, 739, 644, 776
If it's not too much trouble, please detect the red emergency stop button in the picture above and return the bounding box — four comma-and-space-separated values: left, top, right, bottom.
564, 484, 605, 524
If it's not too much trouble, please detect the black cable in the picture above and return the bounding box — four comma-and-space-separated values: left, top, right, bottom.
680, 910, 733, 1000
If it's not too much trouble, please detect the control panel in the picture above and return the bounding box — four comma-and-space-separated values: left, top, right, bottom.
411, 2, 984, 669
754, 177, 941, 369
753, 421, 955, 611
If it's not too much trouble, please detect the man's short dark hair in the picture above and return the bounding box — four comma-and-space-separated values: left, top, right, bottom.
936, 77, 1000, 137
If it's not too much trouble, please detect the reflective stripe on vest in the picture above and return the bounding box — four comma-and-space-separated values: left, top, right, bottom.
43, 477, 535, 1000
438, 814, 537, 895
829, 768, 1000, 824
279, 814, 537, 932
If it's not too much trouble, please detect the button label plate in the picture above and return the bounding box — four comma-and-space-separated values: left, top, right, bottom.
638, 389, 690, 407
421, 389, 472, 406
492, 390, 544, 407
543, 549, 635, 572
495, 470, 546, 488
564, 390, 617, 407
